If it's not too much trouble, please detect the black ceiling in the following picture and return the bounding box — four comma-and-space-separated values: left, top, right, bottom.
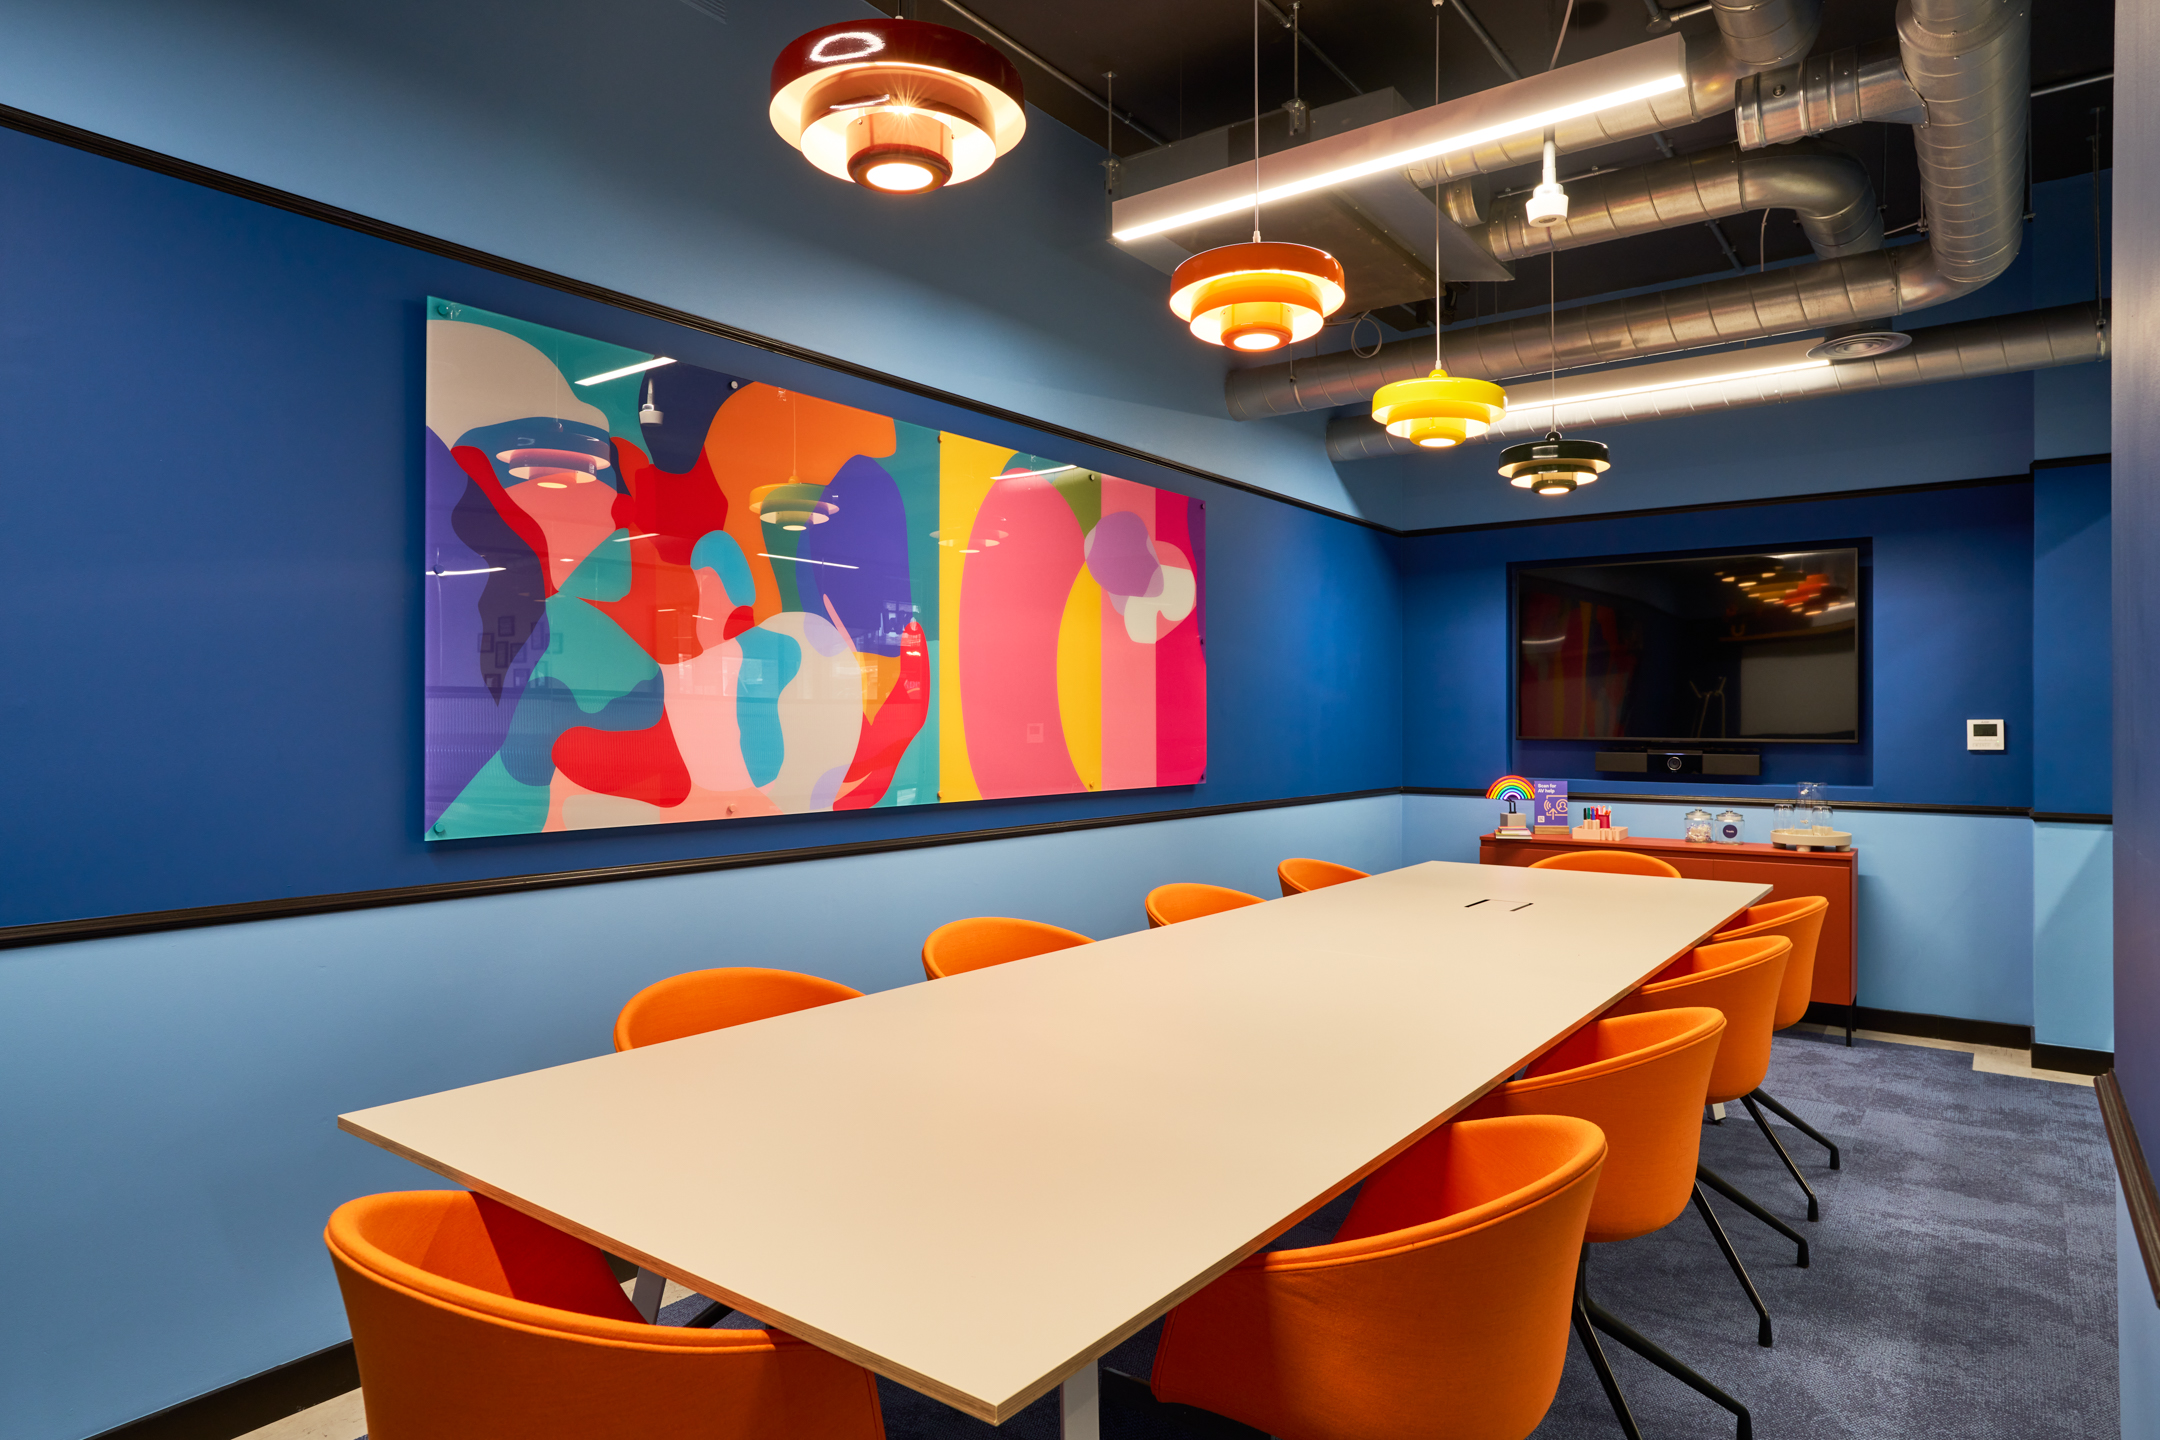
871, 0, 2112, 319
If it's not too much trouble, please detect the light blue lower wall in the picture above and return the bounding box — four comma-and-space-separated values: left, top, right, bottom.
2122, 1190, 2160, 1440
0, 795, 1401, 1440
2037, 823, 2117, 1051
1402, 795, 2114, 1037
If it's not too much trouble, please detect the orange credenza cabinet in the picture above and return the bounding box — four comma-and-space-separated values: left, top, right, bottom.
1478, 833, 1857, 1008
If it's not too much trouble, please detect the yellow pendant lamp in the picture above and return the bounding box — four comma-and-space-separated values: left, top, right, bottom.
1371, 6, 1507, 447
1170, 2, 1345, 352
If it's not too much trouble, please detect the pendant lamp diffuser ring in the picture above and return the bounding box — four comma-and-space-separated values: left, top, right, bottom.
1497, 432, 1612, 494
1169, 242, 1345, 351
1370, 369, 1508, 449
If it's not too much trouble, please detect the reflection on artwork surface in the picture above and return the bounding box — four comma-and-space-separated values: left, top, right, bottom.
424, 299, 1206, 839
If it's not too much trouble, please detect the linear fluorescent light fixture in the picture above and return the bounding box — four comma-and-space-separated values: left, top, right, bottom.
1110, 35, 1687, 244
575, 357, 676, 386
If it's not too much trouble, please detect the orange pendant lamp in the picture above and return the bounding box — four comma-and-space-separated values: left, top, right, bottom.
770, 19, 1025, 195
1170, 1, 1345, 352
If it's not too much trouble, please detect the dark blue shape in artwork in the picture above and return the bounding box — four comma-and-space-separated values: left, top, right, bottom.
498, 671, 667, 787
799, 454, 913, 657
448, 459, 547, 706
639, 362, 753, 474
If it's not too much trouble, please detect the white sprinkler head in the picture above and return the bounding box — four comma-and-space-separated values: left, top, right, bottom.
1525, 180, 1569, 227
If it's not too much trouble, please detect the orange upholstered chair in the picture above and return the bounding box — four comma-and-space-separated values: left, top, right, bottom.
1717, 896, 1841, 1193
1277, 858, 1370, 896
327, 1190, 885, 1440
1529, 849, 1682, 878
1151, 1114, 1606, 1440
1461, 1008, 1755, 1437
1609, 934, 1812, 1267
614, 968, 861, 1052
921, 916, 1093, 980
1145, 882, 1266, 927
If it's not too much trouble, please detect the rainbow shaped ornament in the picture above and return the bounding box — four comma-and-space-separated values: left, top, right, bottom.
1486, 775, 1536, 803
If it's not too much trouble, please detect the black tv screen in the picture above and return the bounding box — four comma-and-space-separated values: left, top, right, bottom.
1515, 548, 1860, 743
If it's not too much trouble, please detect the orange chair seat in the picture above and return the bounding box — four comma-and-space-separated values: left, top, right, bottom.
1152, 1114, 1606, 1440
615, 967, 862, 1051
1277, 858, 1371, 896
1529, 850, 1682, 878
1145, 882, 1266, 927
327, 1191, 884, 1440
921, 916, 1093, 980
1715, 894, 1829, 1031
1604, 935, 1789, 1104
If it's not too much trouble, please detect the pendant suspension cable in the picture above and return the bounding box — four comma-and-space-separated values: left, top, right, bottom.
1548, 246, 1559, 434
1434, 0, 1444, 374
1548, 0, 1578, 71
1252, 0, 1262, 242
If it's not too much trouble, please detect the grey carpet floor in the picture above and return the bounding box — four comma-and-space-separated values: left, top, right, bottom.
848, 1032, 2118, 1440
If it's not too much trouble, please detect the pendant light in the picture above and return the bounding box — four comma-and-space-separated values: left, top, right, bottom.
1498, 241, 1612, 496
1367, 3, 1506, 447
1168, 2, 1345, 352
769, 18, 1025, 195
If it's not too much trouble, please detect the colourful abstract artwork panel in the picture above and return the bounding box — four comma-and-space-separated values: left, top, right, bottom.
423, 299, 1206, 839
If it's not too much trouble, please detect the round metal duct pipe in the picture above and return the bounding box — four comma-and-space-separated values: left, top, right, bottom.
1469, 141, 1882, 263
1323, 302, 2105, 462
1712, 0, 1824, 71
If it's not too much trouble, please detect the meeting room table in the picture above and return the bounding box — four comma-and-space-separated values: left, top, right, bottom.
340, 859, 1769, 1438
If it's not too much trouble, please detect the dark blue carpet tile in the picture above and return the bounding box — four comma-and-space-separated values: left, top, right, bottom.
695, 1034, 2118, 1439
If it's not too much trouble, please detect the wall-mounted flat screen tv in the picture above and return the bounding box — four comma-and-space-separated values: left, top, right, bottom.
1515, 547, 1861, 743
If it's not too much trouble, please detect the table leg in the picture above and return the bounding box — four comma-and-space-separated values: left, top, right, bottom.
1060, 1359, 1099, 1440
630, 1267, 666, 1322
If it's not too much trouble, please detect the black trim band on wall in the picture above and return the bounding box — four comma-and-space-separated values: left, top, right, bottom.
1801, 1002, 2033, 1051
0, 788, 1399, 951
1396, 472, 2038, 537
1404, 786, 2097, 820
0, 103, 1388, 535
2099, 1072, 2160, 1307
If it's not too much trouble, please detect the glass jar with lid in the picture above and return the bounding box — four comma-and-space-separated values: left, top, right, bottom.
1715, 809, 1744, 844
1685, 807, 1713, 843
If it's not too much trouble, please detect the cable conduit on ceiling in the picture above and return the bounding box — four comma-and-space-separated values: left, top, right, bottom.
1322, 300, 2105, 460
1225, 0, 2029, 419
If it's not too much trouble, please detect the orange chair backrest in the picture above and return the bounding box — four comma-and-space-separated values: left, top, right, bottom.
326, 1191, 883, 1440
1606, 935, 1789, 1104
1715, 894, 1828, 1030
1151, 1114, 1604, 1440
1277, 858, 1371, 896
614, 968, 861, 1051
921, 916, 1093, 980
1463, 1008, 1725, 1245
1146, 882, 1266, 928
1528, 849, 1682, 878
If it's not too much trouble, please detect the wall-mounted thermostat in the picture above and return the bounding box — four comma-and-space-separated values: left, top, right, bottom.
1967, 719, 2005, 751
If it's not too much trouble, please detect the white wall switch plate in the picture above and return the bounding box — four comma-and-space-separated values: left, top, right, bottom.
1967, 719, 2005, 751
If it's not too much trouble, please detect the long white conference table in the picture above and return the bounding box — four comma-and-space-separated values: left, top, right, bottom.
340, 860, 1768, 1437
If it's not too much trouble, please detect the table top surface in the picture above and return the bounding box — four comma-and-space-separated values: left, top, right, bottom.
340, 860, 1768, 1422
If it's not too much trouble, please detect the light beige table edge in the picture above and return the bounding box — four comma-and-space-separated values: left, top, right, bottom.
336, 871, 1768, 1426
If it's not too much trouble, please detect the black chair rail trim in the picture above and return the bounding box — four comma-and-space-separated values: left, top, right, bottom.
0, 788, 1399, 951
2099, 1072, 2160, 1307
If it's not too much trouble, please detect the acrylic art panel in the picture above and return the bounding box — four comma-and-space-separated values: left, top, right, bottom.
423, 299, 1206, 839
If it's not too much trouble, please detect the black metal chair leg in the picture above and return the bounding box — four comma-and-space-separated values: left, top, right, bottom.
1752, 1085, 1842, 1169
1698, 1163, 1809, 1267
1691, 1184, 1774, 1347
1573, 1252, 1645, 1440
681, 1299, 733, 1328
1584, 1294, 1754, 1440
1741, 1093, 1821, 1220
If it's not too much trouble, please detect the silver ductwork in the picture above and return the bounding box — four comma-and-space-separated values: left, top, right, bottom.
1324, 302, 2105, 461
1225, 0, 2030, 421
1735, 41, 1926, 147
1470, 141, 1882, 263
1712, 0, 1823, 71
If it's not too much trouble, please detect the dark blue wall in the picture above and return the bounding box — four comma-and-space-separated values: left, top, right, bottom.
0, 126, 1402, 929
2035, 462, 2114, 815
1399, 481, 2045, 807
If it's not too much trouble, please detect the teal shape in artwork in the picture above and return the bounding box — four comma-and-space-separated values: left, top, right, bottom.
691, 529, 757, 608
736, 625, 802, 788
557, 531, 633, 604
534, 591, 656, 712
428, 752, 551, 840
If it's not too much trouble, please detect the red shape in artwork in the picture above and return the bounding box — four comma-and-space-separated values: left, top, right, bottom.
591, 442, 733, 665
835, 621, 931, 810
552, 712, 693, 808
722, 605, 757, 640
451, 445, 552, 594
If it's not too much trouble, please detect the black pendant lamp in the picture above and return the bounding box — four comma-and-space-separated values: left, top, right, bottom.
1498, 185, 1612, 497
